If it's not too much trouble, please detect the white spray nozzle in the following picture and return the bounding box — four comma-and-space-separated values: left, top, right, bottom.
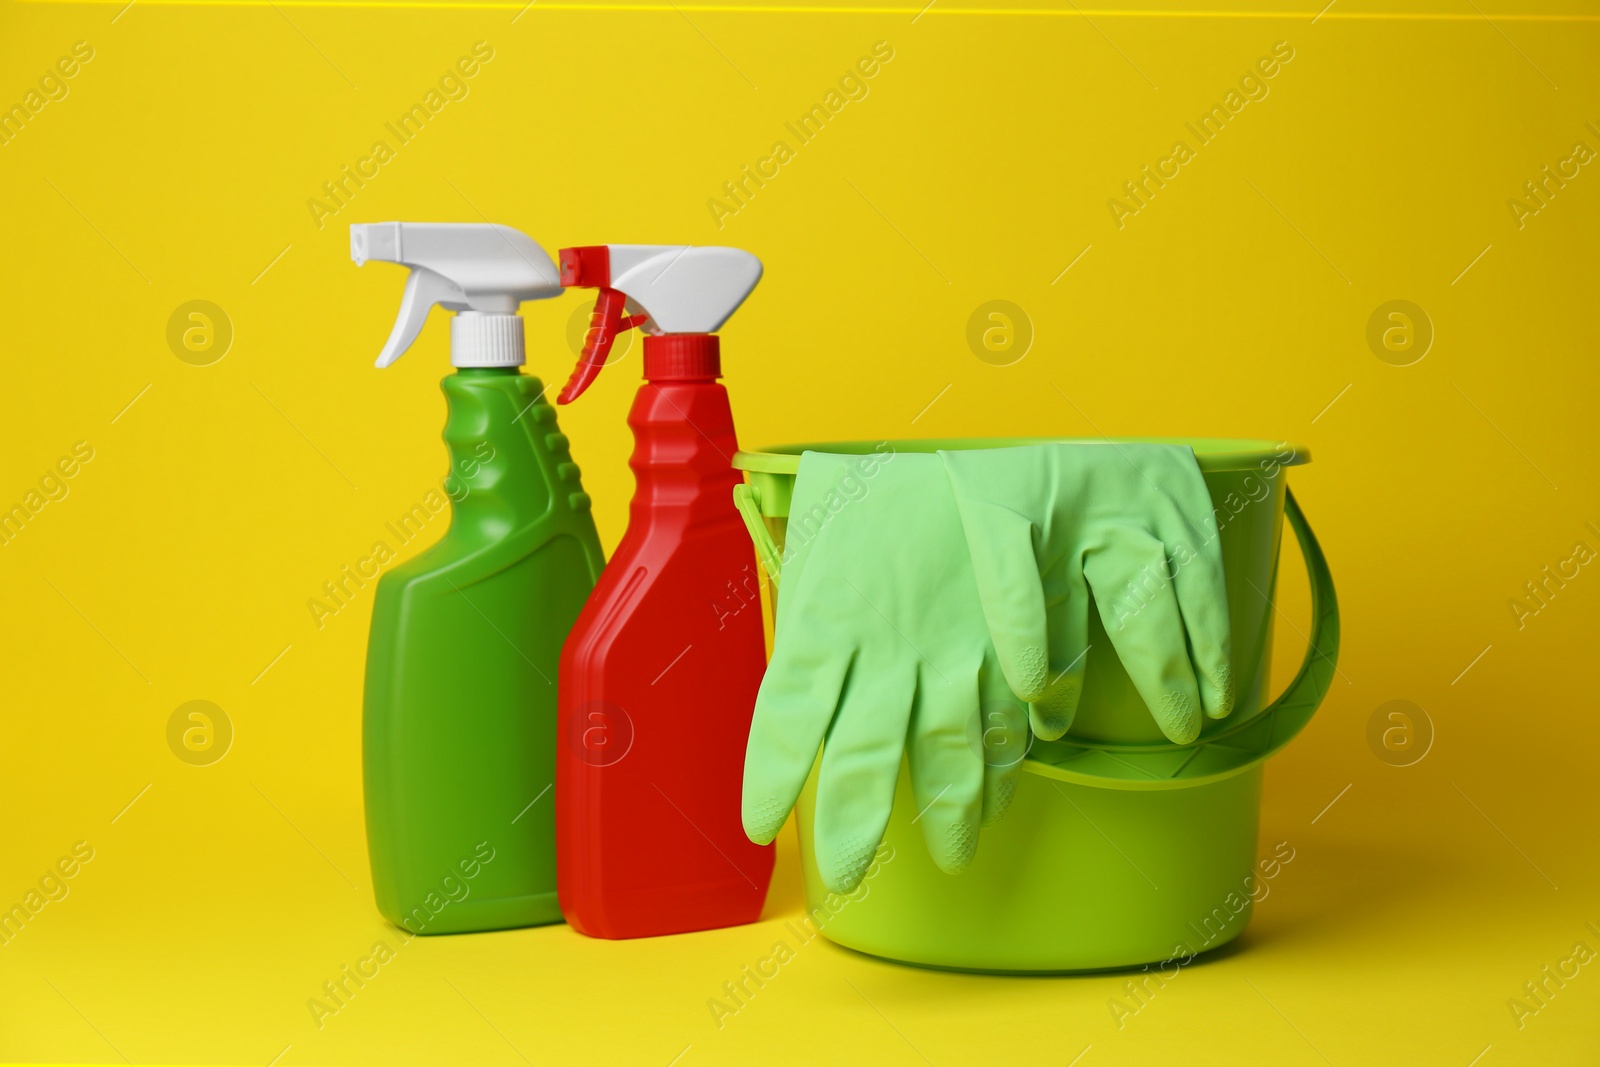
589, 245, 762, 333
351, 222, 562, 369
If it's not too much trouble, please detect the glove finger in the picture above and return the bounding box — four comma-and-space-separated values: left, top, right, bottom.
1085, 532, 1205, 744
1142, 451, 1235, 719
1168, 526, 1234, 719
742, 637, 850, 845
1029, 557, 1090, 740
940, 457, 1052, 703
812, 653, 916, 893
977, 687, 1031, 826
905, 667, 985, 875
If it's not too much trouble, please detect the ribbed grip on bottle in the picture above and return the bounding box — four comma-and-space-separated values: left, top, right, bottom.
643, 334, 721, 381
451, 312, 525, 368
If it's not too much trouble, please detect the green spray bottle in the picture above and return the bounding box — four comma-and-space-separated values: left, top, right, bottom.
351, 222, 605, 934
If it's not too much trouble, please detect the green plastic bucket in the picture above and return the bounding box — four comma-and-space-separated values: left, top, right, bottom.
732, 438, 1338, 973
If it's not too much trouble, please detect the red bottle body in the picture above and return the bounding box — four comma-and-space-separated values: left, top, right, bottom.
555, 371, 774, 939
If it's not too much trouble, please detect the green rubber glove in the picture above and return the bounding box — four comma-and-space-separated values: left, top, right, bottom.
938, 443, 1233, 745
742, 451, 1029, 894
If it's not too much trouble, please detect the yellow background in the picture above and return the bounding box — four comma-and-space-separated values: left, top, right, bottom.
1, 0, 1597, 1063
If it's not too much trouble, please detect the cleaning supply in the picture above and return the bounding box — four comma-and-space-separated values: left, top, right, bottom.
553, 244, 774, 939
939, 443, 1234, 744
733, 437, 1337, 971
741, 452, 1029, 893
352, 222, 605, 934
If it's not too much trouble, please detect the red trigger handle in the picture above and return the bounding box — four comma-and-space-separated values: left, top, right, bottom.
557, 245, 650, 405
557, 288, 624, 404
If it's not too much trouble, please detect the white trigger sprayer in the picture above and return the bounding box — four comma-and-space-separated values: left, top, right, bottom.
350, 222, 563, 369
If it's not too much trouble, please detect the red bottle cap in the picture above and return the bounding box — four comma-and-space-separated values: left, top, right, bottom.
643, 334, 720, 382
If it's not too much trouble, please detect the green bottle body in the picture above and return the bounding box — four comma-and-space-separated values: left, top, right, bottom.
363, 369, 605, 935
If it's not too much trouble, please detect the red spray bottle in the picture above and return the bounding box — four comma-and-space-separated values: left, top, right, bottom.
554, 244, 773, 939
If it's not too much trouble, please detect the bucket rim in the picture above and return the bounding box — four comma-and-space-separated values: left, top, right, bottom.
734, 437, 1311, 475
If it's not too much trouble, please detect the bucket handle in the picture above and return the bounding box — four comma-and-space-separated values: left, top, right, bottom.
1024, 487, 1340, 789
734, 483, 784, 585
